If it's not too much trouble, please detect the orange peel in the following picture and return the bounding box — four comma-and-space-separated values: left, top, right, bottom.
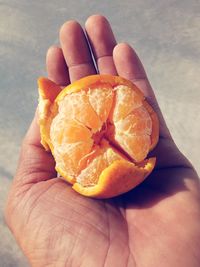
38, 74, 159, 198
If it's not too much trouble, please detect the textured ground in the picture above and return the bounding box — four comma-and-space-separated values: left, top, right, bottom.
0, 0, 200, 266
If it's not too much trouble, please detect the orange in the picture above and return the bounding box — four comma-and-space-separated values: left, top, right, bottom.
38, 75, 159, 198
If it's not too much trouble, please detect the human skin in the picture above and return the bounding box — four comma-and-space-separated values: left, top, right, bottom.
5, 15, 200, 267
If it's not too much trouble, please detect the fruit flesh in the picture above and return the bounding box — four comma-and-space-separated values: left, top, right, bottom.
50, 83, 153, 186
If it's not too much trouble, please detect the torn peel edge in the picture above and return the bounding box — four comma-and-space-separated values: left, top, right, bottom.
38, 77, 61, 151
55, 74, 145, 103
56, 166, 76, 185
72, 157, 156, 198
38, 77, 62, 102
143, 100, 159, 151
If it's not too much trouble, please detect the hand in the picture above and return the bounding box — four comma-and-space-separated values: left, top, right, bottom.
5, 15, 200, 267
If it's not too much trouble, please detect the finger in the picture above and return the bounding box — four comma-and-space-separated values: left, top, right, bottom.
14, 112, 56, 185
85, 15, 117, 75
46, 46, 70, 86
113, 43, 171, 139
23, 110, 42, 147
113, 43, 155, 100
60, 20, 96, 82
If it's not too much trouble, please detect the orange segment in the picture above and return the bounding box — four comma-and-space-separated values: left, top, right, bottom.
115, 107, 152, 136
38, 74, 159, 198
54, 141, 94, 177
77, 153, 108, 187
110, 85, 144, 122
50, 118, 94, 177
114, 134, 151, 162
112, 106, 153, 161
77, 144, 125, 187
50, 118, 92, 145
59, 90, 102, 132
88, 83, 114, 123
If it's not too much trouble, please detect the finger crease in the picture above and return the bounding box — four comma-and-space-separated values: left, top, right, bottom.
131, 77, 148, 83
68, 61, 94, 68
96, 54, 113, 62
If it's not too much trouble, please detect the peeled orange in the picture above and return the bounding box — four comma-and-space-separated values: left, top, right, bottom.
38, 75, 159, 198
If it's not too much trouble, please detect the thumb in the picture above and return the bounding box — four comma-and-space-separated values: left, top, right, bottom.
14, 111, 56, 186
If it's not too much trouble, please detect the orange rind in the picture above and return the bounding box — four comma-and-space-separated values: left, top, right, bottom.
38, 74, 159, 198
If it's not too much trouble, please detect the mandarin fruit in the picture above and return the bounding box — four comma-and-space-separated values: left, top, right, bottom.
38, 74, 159, 198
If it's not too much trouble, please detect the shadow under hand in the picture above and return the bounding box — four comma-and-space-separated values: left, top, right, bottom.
115, 165, 199, 210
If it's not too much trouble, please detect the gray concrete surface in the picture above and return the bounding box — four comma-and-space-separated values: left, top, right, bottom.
0, 0, 200, 266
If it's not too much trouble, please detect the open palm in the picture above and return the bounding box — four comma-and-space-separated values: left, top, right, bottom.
5, 15, 200, 267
